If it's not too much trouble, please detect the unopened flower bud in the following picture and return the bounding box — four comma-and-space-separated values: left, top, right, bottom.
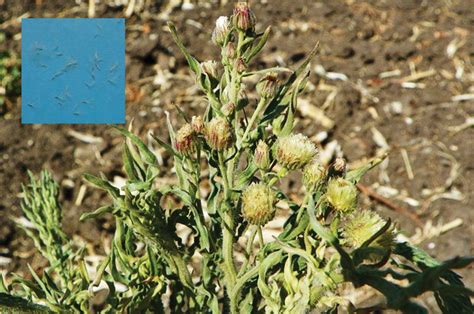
326, 178, 358, 213
212, 16, 230, 46
205, 117, 232, 151
200, 60, 219, 80
303, 161, 325, 190
222, 102, 236, 116
191, 115, 204, 134
235, 57, 247, 74
274, 133, 317, 170
233, 2, 256, 32
344, 210, 396, 261
242, 183, 276, 225
328, 157, 346, 177
254, 140, 270, 170
175, 123, 195, 155
257, 72, 279, 99
225, 42, 236, 60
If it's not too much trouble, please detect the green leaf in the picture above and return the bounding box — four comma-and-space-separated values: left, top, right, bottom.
278, 70, 310, 136
83, 174, 120, 199
122, 143, 140, 181
80, 205, 114, 221
167, 22, 201, 75
0, 292, 51, 313
345, 154, 387, 183
114, 127, 157, 166
150, 133, 180, 158
243, 26, 271, 63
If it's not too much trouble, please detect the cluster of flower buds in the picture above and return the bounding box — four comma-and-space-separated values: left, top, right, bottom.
343, 210, 396, 261
205, 117, 233, 151
175, 123, 196, 155
232, 2, 256, 32
242, 182, 276, 225
325, 178, 358, 213
254, 140, 270, 170
257, 72, 279, 99
274, 133, 317, 170
303, 160, 325, 191
212, 16, 231, 46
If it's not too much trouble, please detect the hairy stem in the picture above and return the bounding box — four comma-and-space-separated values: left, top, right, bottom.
218, 151, 237, 287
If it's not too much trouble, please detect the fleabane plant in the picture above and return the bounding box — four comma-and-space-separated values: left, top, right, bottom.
2, 2, 473, 313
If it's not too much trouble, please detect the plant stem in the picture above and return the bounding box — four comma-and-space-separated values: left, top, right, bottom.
239, 97, 267, 149
296, 194, 310, 223
218, 151, 237, 286
238, 225, 258, 276
257, 226, 264, 249
268, 167, 288, 187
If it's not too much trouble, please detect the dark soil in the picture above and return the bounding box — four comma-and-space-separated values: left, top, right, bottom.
1, 0, 473, 311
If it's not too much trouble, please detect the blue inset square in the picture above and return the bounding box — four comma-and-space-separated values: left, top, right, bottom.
22, 18, 125, 124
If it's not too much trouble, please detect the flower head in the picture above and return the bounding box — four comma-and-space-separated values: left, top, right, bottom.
225, 42, 236, 60
254, 140, 270, 170
235, 57, 247, 74
232, 2, 256, 32
175, 123, 196, 155
328, 157, 346, 177
303, 161, 325, 190
191, 115, 204, 134
205, 117, 232, 151
344, 210, 396, 261
242, 183, 276, 225
212, 16, 230, 46
200, 60, 219, 80
222, 102, 236, 116
274, 133, 317, 170
326, 178, 358, 213
257, 72, 279, 99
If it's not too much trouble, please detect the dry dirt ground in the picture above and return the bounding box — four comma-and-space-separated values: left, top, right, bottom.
0, 0, 473, 312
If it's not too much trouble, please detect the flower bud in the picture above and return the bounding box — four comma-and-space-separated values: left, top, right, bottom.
328, 157, 346, 177
254, 140, 270, 170
175, 123, 196, 155
257, 72, 279, 99
303, 161, 325, 190
242, 183, 276, 225
274, 133, 317, 170
344, 210, 396, 261
326, 178, 357, 213
232, 2, 256, 32
205, 117, 232, 151
222, 102, 235, 116
191, 115, 204, 134
200, 60, 219, 80
212, 16, 230, 46
235, 57, 247, 74
225, 42, 236, 60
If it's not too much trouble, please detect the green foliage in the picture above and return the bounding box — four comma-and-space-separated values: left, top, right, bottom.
2, 3, 473, 313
